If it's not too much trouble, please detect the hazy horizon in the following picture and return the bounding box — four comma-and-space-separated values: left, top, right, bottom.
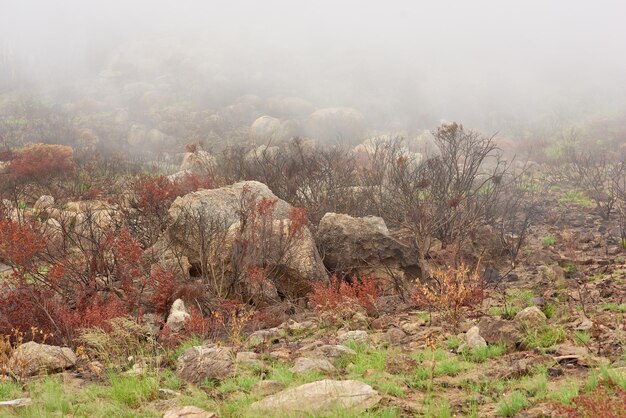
2, 0, 626, 137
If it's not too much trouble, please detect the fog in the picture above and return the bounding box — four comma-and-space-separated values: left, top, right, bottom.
2, 0, 626, 139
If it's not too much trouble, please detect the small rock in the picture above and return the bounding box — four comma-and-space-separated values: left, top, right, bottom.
252, 380, 285, 396
314, 345, 356, 359
158, 388, 180, 398
338, 330, 369, 345
166, 299, 190, 332
385, 327, 406, 345
236, 351, 263, 368
529, 297, 546, 308
163, 406, 216, 418
247, 328, 281, 347
176, 346, 234, 384
268, 347, 291, 361
349, 312, 370, 330
290, 357, 336, 374
465, 326, 487, 349
478, 317, 523, 349
515, 307, 547, 328
0, 398, 32, 407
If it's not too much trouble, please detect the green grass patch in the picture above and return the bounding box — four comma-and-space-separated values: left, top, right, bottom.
601, 302, 626, 313
573, 330, 592, 346
559, 191, 593, 208
461, 343, 507, 363
549, 381, 579, 404
496, 391, 528, 417
541, 235, 556, 246
523, 325, 566, 349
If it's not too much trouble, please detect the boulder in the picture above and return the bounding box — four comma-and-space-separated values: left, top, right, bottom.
465, 326, 487, 349
249, 379, 380, 414
317, 213, 421, 288
8, 342, 76, 377
290, 357, 336, 374
250, 116, 281, 140
176, 346, 234, 384
34, 195, 54, 212
166, 299, 190, 332
167, 181, 327, 299
478, 318, 523, 349
515, 307, 547, 328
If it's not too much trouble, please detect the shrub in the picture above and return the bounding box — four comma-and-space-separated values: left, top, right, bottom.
309, 275, 379, 317
7, 143, 76, 183
412, 263, 483, 328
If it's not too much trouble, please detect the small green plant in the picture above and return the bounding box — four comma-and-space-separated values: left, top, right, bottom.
541, 302, 556, 319
519, 373, 548, 398
620, 239, 626, 250
461, 343, 507, 363
446, 335, 462, 351
601, 302, 626, 313
563, 262, 578, 276
573, 330, 592, 346
523, 325, 566, 349
496, 391, 528, 417
541, 235, 556, 246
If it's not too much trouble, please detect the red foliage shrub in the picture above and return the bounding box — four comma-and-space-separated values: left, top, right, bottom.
133, 172, 215, 216
0, 220, 45, 273
149, 267, 176, 315
7, 143, 76, 183
553, 383, 626, 418
309, 275, 379, 316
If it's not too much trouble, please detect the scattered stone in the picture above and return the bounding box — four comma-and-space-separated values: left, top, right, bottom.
247, 328, 281, 347
515, 306, 547, 328
158, 388, 180, 398
478, 317, 523, 349
338, 330, 369, 345
176, 346, 234, 384
252, 380, 285, 396
236, 351, 263, 368
166, 299, 190, 332
0, 398, 32, 408
268, 348, 291, 362
314, 345, 356, 359
8, 342, 76, 377
249, 379, 381, 414
34, 195, 54, 212
290, 357, 336, 374
385, 327, 407, 345
163, 405, 217, 418
465, 326, 487, 349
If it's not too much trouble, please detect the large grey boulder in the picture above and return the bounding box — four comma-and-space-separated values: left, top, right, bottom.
249, 379, 380, 415
290, 357, 336, 374
167, 181, 327, 299
8, 342, 76, 377
176, 346, 234, 384
317, 213, 421, 288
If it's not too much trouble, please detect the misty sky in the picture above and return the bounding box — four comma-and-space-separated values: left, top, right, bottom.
2, 0, 626, 132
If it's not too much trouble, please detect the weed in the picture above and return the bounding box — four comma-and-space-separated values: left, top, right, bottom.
559, 191, 593, 208
461, 343, 507, 363
601, 302, 626, 313
549, 381, 579, 404
541, 235, 556, 246
541, 302, 556, 319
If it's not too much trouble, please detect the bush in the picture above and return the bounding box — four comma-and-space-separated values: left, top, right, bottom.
553, 383, 626, 417
412, 263, 483, 328
309, 275, 379, 317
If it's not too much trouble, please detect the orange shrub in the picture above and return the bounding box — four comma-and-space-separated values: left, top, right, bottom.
412, 263, 483, 327
309, 275, 379, 316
